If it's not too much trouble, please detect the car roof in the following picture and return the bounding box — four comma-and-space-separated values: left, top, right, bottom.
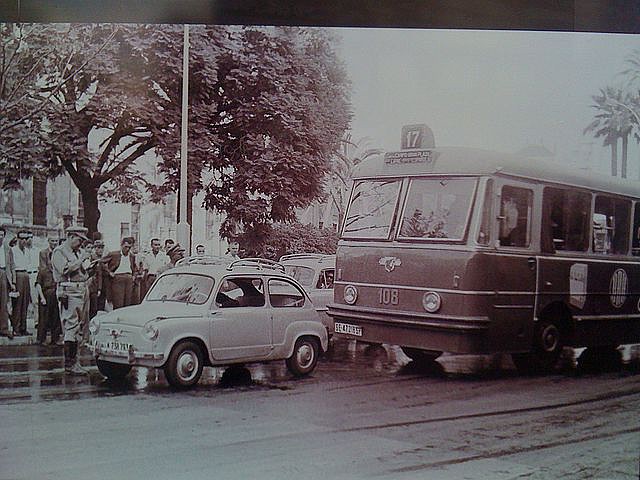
279, 253, 336, 268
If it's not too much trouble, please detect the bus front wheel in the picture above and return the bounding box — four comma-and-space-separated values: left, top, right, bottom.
513, 320, 563, 374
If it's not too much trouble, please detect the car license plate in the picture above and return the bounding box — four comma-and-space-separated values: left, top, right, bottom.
101, 341, 131, 353
334, 322, 362, 336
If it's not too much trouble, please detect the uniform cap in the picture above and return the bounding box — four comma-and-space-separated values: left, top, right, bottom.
93, 240, 105, 247
66, 226, 90, 242
17, 230, 30, 239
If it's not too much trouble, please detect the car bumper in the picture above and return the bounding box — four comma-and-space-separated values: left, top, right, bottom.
88, 343, 165, 366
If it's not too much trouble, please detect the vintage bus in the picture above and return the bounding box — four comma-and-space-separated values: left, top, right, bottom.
327, 124, 640, 372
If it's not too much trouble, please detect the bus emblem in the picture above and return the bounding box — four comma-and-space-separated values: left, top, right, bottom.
379, 256, 402, 272
609, 269, 628, 308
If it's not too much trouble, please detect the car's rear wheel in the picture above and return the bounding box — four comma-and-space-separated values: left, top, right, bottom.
286, 337, 320, 377
164, 340, 204, 389
96, 359, 132, 380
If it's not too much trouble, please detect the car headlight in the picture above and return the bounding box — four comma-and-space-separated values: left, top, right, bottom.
89, 317, 101, 335
422, 291, 442, 313
143, 323, 159, 341
344, 285, 358, 305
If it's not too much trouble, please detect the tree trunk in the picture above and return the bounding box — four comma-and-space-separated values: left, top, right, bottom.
79, 186, 101, 239
621, 133, 628, 179
610, 140, 618, 177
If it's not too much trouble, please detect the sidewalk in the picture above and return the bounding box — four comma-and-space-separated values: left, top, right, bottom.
0, 313, 39, 347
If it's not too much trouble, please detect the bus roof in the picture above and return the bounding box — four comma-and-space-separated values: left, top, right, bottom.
352, 147, 640, 199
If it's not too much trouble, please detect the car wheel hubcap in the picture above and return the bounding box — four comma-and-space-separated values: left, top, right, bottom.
297, 344, 314, 369
541, 325, 560, 352
177, 351, 198, 381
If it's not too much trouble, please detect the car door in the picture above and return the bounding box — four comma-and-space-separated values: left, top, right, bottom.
267, 278, 308, 348
209, 276, 272, 361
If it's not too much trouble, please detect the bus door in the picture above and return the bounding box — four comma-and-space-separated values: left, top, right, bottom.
489, 180, 538, 351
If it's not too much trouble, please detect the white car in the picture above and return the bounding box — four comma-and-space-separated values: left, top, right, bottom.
88, 259, 328, 389
279, 254, 335, 335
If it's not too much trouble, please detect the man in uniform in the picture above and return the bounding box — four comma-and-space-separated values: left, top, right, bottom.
35, 236, 61, 345
0, 227, 14, 339
157, 243, 185, 274
51, 226, 91, 375
10, 230, 33, 336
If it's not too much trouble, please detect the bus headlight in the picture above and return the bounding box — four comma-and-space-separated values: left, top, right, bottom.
422, 292, 442, 313
143, 323, 159, 341
344, 285, 358, 305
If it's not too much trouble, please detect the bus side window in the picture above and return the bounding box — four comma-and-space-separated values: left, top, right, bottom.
542, 187, 591, 253
632, 202, 640, 256
593, 196, 631, 255
498, 186, 532, 248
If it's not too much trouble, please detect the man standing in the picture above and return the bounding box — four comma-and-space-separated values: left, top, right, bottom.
10, 230, 33, 336
0, 228, 14, 339
164, 238, 175, 253
224, 241, 241, 261
87, 240, 105, 319
104, 237, 138, 310
51, 226, 91, 375
140, 238, 168, 300
195, 244, 206, 256
35, 236, 61, 345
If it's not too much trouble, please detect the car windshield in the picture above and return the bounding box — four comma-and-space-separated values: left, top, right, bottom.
342, 179, 402, 239
283, 265, 315, 287
146, 273, 214, 305
398, 177, 477, 241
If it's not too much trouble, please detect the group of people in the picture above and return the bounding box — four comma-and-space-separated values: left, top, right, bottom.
0, 224, 241, 375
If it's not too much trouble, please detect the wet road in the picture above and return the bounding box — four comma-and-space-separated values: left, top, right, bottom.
1, 340, 639, 479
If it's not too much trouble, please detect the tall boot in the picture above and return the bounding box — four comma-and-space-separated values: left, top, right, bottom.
66, 341, 87, 375
63, 341, 73, 372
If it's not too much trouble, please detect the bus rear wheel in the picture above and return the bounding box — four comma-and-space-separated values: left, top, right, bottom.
401, 347, 442, 364
513, 320, 563, 374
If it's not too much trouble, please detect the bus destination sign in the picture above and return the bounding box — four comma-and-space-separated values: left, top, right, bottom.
384, 150, 433, 165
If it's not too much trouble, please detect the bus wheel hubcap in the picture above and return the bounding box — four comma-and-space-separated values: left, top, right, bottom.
540, 325, 560, 352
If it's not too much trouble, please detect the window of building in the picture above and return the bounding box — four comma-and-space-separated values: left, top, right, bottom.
592, 196, 631, 255
541, 187, 591, 253
498, 186, 533, 248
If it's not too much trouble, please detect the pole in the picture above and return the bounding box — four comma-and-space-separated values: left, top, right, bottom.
177, 24, 191, 254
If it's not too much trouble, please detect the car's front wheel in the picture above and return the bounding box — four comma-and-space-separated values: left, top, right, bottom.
286, 337, 320, 377
96, 359, 132, 380
164, 340, 204, 389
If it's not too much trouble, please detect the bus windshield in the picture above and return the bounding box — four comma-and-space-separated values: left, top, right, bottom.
343, 179, 402, 239
399, 177, 477, 241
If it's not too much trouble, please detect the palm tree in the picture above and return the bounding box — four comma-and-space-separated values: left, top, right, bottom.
327, 134, 383, 227
621, 49, 640, 180
584, 87, 634, 178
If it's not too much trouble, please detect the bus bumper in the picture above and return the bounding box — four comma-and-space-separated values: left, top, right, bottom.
327, 303, 490, 354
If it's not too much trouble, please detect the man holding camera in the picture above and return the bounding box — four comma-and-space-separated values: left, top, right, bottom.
51, 226, 91, 375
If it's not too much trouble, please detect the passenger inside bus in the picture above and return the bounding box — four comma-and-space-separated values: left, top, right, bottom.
499, 195, 528, 247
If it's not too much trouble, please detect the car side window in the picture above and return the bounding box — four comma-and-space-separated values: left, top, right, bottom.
268, 279, 305, 308
215, 277, 265, 308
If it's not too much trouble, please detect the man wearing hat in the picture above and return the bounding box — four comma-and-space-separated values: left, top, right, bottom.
158, 243, 185, 274
9, 230, 33, 336
51, 226, 91, 375
35, 236, 61, 345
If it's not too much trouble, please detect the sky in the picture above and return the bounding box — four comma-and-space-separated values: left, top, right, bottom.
332, 28, 640, 178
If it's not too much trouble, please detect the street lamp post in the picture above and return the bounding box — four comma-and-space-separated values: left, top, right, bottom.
176, 24, 191, 253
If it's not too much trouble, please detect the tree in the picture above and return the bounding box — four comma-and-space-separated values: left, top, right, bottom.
327, 134, 382, 227
2, 25, 351, 240
584, 87, 633, 178
236, 221, 338, 260
154, 26, 352, 240
620, 49, 640, 180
